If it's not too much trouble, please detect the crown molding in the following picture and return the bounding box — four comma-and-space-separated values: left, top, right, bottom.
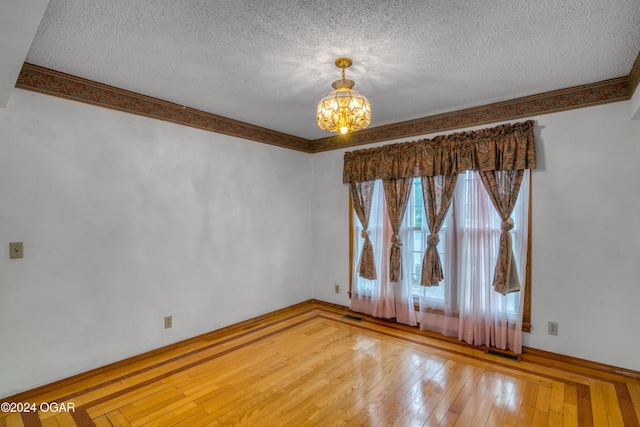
15, 63, 312, 153
309, 76, 632, 152
16, 61, 636, 154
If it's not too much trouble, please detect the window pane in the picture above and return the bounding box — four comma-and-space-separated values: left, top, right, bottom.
413, 179, 423, 228
408, 178, 446, 303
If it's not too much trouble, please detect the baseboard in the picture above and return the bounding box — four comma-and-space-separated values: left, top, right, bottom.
310, 299, 640, 380
5, 299, 639, 401
521, 347, 640, 380
2, 300, 315, 401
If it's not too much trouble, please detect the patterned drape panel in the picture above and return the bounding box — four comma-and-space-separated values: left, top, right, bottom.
478, 170, 525, 295
382, 178, 413, 282
349, 182, 377, 280
420, 174, 458, 286
343, 121, 536, 183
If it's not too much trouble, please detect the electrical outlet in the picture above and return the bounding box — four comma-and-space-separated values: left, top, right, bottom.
334, 284, 340, 293
164, 315, 173, 329
548, 321, 558, 336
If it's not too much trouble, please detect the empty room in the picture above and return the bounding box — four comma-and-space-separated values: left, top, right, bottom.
1, 1, 640, 426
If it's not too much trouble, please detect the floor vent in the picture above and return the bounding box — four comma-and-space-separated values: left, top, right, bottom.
485, 349, 521, 362
342, 314, 364, 322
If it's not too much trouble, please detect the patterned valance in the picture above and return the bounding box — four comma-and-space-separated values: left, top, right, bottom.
343, 120, 536, 183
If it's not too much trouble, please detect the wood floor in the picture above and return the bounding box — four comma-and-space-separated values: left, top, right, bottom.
2, 301, 639, 426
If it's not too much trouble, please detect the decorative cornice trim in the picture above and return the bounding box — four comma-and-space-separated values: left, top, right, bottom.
15, 63, 313, 153
629, 51, 640, 96
16, 62, 634, 154
310, 76, 632, 152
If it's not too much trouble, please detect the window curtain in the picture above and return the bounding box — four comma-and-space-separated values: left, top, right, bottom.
420, 174, 458, 286
382, 178, 413, 283
417, 171, 530, 353
351, 182, 417, 326
345, 121, 535, 352
456, 171, 529, 353
349, 181, 377, 280
478, 170, 524, 295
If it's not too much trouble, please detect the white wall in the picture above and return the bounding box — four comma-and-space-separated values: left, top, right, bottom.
2, 88, 638, 398
0, 89, 313, 397
311, 101, 640, 372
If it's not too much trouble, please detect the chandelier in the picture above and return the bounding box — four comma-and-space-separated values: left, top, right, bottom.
316, 57, 371, 134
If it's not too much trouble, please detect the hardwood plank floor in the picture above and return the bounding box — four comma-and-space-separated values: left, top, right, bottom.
1, 301, 639, 426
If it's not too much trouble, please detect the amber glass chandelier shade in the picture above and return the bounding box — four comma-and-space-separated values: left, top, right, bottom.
316, 58, 371, 135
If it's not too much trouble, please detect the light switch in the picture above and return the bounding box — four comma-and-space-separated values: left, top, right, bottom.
9, 242, 23, 259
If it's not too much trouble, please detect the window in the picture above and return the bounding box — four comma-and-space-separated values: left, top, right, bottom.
350, 171, 532, 331
405, 178, 446, 302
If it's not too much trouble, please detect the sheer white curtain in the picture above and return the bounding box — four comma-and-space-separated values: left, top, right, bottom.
418, 170, 529, 353
351, 181, 417, 326
351, 172, 529, 351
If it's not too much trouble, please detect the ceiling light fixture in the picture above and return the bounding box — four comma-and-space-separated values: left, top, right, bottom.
316, 57, 371, 135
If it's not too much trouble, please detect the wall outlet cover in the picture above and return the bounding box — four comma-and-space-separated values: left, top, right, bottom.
9, 242, 23, 259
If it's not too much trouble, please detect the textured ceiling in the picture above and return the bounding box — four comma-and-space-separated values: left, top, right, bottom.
16, 0, 640, 140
